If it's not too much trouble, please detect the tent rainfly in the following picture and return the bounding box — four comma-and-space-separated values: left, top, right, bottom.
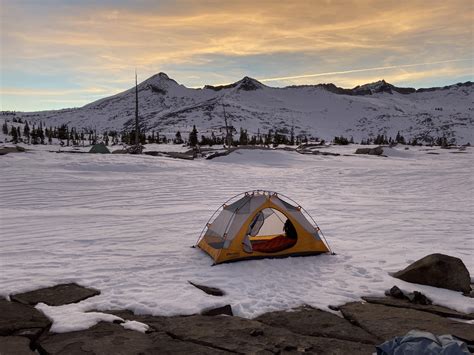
89, 143, 110, 154
196, 190, 332, 264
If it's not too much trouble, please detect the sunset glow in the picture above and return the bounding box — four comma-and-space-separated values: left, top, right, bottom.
1, 0, 473, 110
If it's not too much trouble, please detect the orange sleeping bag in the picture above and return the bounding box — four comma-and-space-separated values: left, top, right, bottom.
251, 236, 297, 253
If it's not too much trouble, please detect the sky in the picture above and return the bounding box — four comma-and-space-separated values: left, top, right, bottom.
1, 0, 473, 111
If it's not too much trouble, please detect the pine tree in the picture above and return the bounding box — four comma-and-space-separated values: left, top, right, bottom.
2, 121, 8, 135
10, 126, 18, 143
174, 131, 183, 144
189, 125, 198, 147
239, 128, 248, 145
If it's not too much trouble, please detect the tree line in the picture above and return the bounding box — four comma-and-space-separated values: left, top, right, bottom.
2, 119, 459, 147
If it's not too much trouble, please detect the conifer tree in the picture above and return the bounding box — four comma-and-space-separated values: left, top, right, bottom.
2, 121, 8, 135
174, 131, 183, 144
189, 125, 198, 147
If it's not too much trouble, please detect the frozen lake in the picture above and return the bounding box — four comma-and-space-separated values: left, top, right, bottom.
1, 146, 473, 331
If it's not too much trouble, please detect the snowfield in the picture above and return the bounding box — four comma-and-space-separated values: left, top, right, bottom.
1, 146, 473, 332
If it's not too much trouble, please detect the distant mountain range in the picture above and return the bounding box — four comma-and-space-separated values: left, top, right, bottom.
2, 73, 473, 144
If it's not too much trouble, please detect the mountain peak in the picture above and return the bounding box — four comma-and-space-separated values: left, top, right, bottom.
235, 76, 264, 91
204, 76, 265, 92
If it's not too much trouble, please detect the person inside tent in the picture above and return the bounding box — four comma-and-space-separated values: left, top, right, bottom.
251, 217, 297, 253
283, 219, 297, 240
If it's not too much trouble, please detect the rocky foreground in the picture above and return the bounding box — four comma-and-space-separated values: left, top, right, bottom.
1, 282, 473, 354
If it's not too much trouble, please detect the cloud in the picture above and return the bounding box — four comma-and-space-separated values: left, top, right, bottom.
1, 0, 472, 110
258, 59, 472, 83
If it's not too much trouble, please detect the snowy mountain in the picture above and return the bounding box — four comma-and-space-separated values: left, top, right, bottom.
2, 73, 473, 144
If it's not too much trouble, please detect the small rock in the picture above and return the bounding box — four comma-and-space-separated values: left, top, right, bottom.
410, 291, 432, 305
393, 253, 471, 293
188, 281, 225, 296
385, 285, 405, 299
201, 305, 233, 316
385, 286, 432, 305
11, 283, 100, 306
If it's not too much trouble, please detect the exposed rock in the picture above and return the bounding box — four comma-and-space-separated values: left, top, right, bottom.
102, 311, 373, 354
0, 146, 26, 155
141, 314, 374, 354
385, 286, 432, 305
354, 148, 371, 154
256, 305, 377, 344
10, 283, 100, 306
37, 322, 226, 355
393, 253, 471, 293
206, 150, 232, 160
188, 281, 225, 296
368, 146, 384, 155
362, 296, 474, 320
201, 305, 233, 316
407, 291, 432, 305
0, 336, 35, 355
354, 146, 384, 155
0, 299, 51, 336
386, 285, 405, 299
339, 302, 474, 344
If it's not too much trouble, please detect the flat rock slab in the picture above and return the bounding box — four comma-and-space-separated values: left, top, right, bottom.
0, 299, 51, 336
10, 283, 100, 306
130, 313, 374, 354
37, 322, 228, 354
0, 336, 35, 355
362, 296, 474, 320
256, 305, 378, 344
339, 302, 474, 344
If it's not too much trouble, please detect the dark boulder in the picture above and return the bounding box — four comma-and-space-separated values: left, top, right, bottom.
393, 254, 471, 293
10, 283, 100, 306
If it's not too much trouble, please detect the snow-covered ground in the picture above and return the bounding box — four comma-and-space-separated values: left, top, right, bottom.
0, 146, 473, 332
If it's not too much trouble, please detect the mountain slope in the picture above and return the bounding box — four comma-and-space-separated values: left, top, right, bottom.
3, 74, 473, 144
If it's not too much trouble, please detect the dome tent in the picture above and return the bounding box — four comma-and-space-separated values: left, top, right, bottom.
89, 143, 110, 154
196, 190, 332, 264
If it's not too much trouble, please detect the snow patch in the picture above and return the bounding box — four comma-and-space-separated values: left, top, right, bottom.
121, 320, 150, 333
36, 303, 123, 333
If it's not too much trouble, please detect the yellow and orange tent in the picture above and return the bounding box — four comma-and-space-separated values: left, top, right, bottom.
196, 190, 332, 264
